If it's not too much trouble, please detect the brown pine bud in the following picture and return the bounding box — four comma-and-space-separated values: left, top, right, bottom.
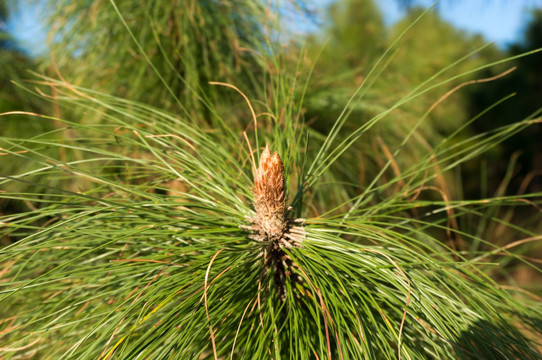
245, 144, 305, 301
253, 144, 286, 239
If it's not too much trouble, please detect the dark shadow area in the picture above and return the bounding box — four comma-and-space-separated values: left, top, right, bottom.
466, 9, 542, 197
453, 318, 542, 359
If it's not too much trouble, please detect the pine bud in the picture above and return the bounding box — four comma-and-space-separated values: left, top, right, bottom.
253, 144, 286, 239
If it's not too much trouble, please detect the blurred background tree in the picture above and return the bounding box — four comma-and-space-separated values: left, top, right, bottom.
38, 0, 273, 128
467, 9, 542, 196
0, 1, 53, 236
300, 0, 504, 208
0, 1, 45, 115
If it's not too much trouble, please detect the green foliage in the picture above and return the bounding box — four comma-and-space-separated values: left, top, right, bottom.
38, 0, 271, 126
2, 71, 542, 358
0, 12, 54, 219
385, 7, 500, 135
1, 1, 542, 359
466, 9, 542, 196
303, 0, 386, 124
0, 50, 41, 114
301, 3, 507, 205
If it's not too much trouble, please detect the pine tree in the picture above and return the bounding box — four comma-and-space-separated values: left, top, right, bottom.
1, 2, 541, 359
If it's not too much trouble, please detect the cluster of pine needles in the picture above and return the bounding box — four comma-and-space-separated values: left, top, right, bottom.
0, 2, 542, 360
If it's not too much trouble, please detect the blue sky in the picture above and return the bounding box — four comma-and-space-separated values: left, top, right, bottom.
293, 0, 542, 48
5, 2, 48, 56
5, 0, 542, 57
377, 0, 542, 47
